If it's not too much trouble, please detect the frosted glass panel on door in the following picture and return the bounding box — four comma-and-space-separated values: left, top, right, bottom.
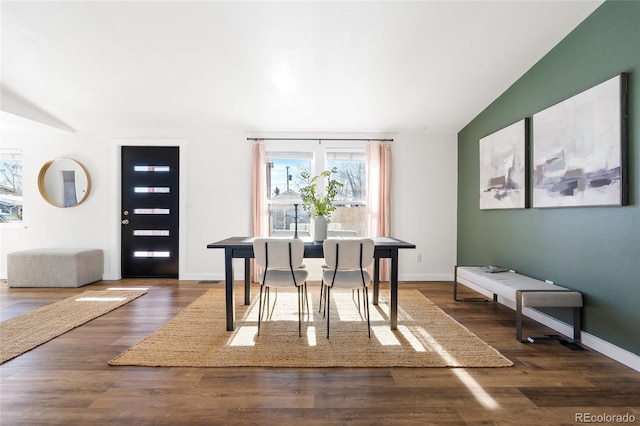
134, 208, 170, 214
133, 230, 170, 236
133, 251, 170, 258
134, 165, 170, 172
134, 187, 170, 193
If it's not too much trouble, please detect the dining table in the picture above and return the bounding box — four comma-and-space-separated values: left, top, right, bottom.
207, 236, 416, 331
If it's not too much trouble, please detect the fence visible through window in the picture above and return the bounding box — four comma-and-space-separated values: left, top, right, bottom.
265, 142, 367, 237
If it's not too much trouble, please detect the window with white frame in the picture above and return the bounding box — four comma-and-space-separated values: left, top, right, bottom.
264, 140, 367, 237
0, 149, 23, 224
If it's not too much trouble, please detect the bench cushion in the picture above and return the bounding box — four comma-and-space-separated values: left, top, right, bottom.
7, 248, 104, 288
520, 291, 582, 308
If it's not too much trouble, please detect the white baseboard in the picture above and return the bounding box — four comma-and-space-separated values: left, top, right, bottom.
400, 273, 452, 282
180, 272, 226, 282
455, 279, 640, 372
102, 273, 120, 281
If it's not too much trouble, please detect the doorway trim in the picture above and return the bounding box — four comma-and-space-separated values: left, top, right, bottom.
110, 138, 188, 280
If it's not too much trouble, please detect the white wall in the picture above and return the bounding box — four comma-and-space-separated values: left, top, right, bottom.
1, 130, 115, 275
0, 127, 457, 282
391, 132, 458, 281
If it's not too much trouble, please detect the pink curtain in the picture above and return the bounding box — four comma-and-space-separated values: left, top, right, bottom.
366, 142, 392, 281
252, 141, 268, 282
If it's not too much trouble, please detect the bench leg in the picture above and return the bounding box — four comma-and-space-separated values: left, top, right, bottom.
453, 265, 490, 303
453, 265, 458, 301
573, 307, 582, 342
516, 292, 524, 342
517, 290, 583, 347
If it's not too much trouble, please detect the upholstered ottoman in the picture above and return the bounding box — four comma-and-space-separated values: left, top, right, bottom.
7, 248, 103, 288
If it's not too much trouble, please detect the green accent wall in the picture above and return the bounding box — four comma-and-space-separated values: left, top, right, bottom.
457, 0, 640, 355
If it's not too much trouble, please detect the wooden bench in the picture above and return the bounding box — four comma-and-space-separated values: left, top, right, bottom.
454, 265, 583, 343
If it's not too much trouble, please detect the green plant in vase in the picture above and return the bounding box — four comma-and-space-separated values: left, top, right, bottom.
299, 167, 343, 241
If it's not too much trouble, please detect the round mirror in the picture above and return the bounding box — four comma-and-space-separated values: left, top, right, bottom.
38, 158, 91, 208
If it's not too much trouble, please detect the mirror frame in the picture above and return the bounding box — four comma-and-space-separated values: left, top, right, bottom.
38, 157, 92, 208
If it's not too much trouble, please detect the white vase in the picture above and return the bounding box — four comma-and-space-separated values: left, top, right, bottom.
313, 216, 328, 242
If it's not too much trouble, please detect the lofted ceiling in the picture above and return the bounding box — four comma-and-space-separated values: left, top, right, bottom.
0, 1, 604, 134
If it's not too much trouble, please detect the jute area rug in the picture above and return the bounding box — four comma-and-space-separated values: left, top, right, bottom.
1, 289, 147, 364
110, 288, 512, 368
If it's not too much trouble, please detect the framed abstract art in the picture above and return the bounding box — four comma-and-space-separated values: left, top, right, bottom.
479, 118, 528, 210
532, 74, 627, 208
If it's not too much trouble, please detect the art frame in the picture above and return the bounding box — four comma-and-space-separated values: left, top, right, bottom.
479, 118, 528, 210
532, 73, 627, 208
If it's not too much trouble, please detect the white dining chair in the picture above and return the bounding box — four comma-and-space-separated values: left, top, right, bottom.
321, 238, 375, 338
253, 238, 309, 337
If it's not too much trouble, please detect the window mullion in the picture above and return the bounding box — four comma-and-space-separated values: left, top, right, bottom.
314, 145, 325, 184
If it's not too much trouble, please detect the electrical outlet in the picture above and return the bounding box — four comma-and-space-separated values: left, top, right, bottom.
416, 253, 422, 262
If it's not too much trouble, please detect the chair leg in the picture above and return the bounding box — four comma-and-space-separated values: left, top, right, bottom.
320, 283, 328, 318
304, 282, 310, 317
263, 287, 269, 321
257, 285, 264, 336
326, 286, 331, 338
319, 283, 324, 313
271, 288, 278, 319
364, 287, 371, 338
297, 285, 302, 337
324, 284, 329, 318
265, 288, 278, 321
323, 284, 327, 317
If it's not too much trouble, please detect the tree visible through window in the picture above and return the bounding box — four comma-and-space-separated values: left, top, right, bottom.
265, 141, 367, 236
0, 150, 23, 223
327, 150, 366, 236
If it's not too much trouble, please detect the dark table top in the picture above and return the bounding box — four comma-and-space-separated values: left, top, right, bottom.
207, 236, 416, 251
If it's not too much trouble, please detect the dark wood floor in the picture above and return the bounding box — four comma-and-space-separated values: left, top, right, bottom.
1, 279, 639, 425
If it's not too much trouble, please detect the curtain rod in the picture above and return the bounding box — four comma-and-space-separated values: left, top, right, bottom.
247, 137, 393, 142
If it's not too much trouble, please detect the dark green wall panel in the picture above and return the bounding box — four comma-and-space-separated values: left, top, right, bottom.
457, 0, 640, 354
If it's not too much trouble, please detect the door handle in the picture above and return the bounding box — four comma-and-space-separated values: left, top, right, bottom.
122, 219, 129, 225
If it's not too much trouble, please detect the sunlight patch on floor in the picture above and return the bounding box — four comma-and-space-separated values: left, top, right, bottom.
371, 300, 390, 321
413, 327, 460, 365
306, 326, 317, 346
397, 325, 427, 351
371, 325, 400, 346
231, 291, 448, 353
453, 369, 500, 410
107, 287, 149, 291
228, 325, 258, 346
242, 291, 315, 322
396, 304, 414, 322
76, 297, 127, 302
332, 291, 387, 322
242, 300, 260, 322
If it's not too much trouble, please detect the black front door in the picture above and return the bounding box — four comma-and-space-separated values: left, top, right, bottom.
121, 146, 179, 278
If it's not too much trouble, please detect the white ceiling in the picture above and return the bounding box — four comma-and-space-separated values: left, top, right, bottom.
1, 1, 603, 134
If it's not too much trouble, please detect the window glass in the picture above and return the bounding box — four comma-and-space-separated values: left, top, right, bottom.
265, 152, 312, 234
327, 150, 366, 202
264, 142, 367, 237
326, 150, 366, 236
265, 152, 312, 200
0, 150, 23, 224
